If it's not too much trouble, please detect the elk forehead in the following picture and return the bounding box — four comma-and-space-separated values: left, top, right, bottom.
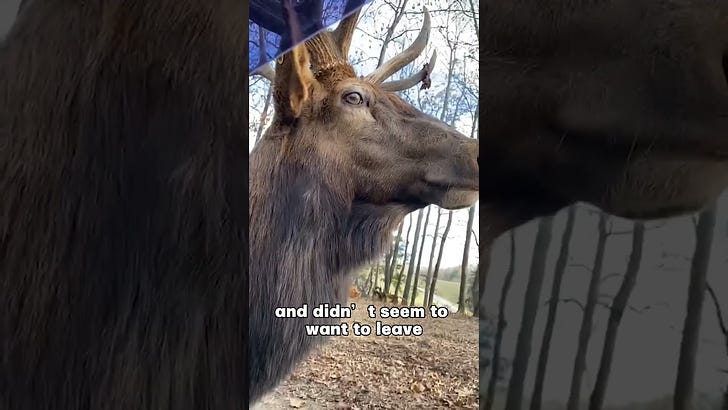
334, 77, 375, 93
376, 90, 420, 117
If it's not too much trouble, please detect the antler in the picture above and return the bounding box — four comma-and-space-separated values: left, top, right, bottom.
380, 49, 437, 92
249, 6, 435, 93
332, 7, 361, 58
364, 8, 432, 85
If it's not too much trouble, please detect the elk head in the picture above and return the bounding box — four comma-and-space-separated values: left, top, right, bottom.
250, 8, 479, 212
478, 0, 728, 240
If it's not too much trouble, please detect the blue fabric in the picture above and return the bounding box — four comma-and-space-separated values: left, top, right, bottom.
249, 0, 372, 72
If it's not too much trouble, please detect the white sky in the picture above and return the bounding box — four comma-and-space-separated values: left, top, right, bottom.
248, 0, 479, 270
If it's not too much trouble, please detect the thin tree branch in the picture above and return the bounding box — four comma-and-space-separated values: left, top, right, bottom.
706, 282, 728, 338
545, 297, 651, 315
545, 297, 585, 312
661, 251, 691, 261
657, 263, 688, 272
599, 273, 624, 284
606, 230, 634, 236
569, 263, 593, 272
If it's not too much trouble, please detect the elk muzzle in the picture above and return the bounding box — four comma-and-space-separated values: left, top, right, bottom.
423, 138, 479, 209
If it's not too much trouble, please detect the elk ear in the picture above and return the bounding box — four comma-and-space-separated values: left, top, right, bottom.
274, 44, 317, 121
287, 45, 316, 117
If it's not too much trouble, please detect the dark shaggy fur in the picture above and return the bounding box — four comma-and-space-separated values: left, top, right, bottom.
0, 2, 248, 409
479, 0, 728, 241
248, 137, 413, 401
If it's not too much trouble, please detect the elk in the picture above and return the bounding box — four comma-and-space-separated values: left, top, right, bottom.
477, 0, 728, 245
248, 7, 479, 403
1, 2, 247, 409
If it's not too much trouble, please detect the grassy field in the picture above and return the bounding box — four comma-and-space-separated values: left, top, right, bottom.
359, 275, 470, 313
429, 279, 460, 304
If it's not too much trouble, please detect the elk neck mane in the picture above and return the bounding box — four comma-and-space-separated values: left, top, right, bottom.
248, 127, 410, 400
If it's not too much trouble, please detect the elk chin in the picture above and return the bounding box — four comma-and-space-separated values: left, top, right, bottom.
435, 188, 479, 210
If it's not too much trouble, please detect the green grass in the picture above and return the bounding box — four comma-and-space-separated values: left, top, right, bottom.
429, 279, 460, 304
357, 274, 472, 314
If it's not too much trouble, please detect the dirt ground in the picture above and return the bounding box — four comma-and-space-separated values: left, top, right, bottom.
251, 298, 479, 409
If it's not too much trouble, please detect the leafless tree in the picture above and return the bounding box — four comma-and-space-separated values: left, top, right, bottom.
484, 230, 516, 410
423, 209, 443, 306
505, 216, 555, 410
427, 210, 454, 307
674, 204, 718, 410
410, 206, 432, 305
567, 213, 610, 410
402, 209, 425, 305
589, 221, 646, 410
530, 205, 578, 410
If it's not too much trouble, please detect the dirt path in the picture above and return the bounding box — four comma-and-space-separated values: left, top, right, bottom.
251, 298, 479, 409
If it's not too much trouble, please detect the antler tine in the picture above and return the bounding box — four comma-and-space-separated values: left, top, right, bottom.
250, 63, 276, 82
380, 50, 437, 92
305, 31, 357, 83
332, 7, 362, 58
305, 32, 343, 69
365, 7, 431, 85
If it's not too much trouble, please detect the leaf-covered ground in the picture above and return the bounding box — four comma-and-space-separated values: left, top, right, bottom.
251, 298, 479, 409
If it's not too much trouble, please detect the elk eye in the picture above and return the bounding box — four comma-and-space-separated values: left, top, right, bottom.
343, 91, 364, 105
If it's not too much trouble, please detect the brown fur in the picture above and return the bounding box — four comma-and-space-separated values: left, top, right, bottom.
479, 0, 728, 241
1, 1, 247, 409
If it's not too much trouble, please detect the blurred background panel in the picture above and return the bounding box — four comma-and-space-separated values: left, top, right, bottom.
0, 0, 23, 39
249, 0, 371, 72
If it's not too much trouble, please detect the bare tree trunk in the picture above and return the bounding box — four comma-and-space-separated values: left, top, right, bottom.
375, 262, 382, 292
479, 205, 521, 321
410, 206, 431, 306
456, 94, 478, 313
394, 214, 413, 298
589, 221, 645, 410
705, 282, 728, 410
439, 24, 456, 122
567, 213, 609, 410
484, 230, 516, 410
470, 262, 480, 316
373, 261, 381, 294
457, 205, 477, 313
382, 250, 391, 291
674, 204, 717, 410
393, 253, 407, 299
385, 220, 405, 295
375, 0, 409, 68
478, 245, 491, 318
530, 205, 578, 410
465, 0, 479, 36
423, 209, 442, 306
505, 216, 554, 410
366, 264, 375, 295
402, 209, 425, 305
254, 86, 273, 145
389, 219, 412, 295
252, 26, 273, 146
427, 210, 453, 307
